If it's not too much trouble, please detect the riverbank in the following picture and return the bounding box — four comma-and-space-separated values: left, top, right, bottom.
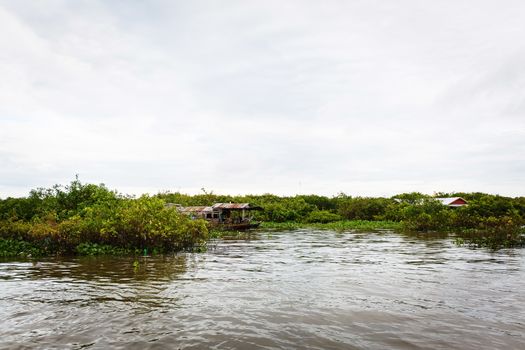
0, 238, 206, 258
2, 179, 524, 256
2, 221, 524, 257
214, 220, 525, 249
2, 224, 523, 257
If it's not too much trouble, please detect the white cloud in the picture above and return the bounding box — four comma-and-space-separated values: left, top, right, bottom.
1, 0, 524, 197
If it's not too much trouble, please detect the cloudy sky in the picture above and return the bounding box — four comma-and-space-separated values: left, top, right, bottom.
1, 1, 524, 198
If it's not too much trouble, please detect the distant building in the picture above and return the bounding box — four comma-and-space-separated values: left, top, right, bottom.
178, 206, 216, 219
173, 202, 263, 230
434, 197, 468, 207
393, 197, 468, 207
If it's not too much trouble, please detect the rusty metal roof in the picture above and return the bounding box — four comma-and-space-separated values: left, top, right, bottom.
435, 197, 468, 206
212, 203, 262, 210
178, 206, 214, 213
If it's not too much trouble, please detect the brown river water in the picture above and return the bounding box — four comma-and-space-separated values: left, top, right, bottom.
1, 229, 524, 350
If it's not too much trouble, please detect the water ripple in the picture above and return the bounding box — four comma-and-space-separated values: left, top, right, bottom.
1, 230, 524, 349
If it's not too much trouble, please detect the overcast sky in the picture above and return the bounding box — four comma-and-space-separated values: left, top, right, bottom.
1, 1, 524, 198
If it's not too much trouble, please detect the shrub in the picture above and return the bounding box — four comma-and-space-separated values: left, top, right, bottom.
304, 210, 342, 223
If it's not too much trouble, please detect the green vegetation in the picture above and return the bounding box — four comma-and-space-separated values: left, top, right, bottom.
75, 243, 137, 256
158, 190, 525, 248
453, 230, 525, 249
260, 220, 401, 231
0, 238, 43, 257
1, 180, 524, 256
0, 177, 208, 257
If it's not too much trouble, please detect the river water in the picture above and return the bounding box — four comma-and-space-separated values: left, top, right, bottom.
1, 229, 524, 349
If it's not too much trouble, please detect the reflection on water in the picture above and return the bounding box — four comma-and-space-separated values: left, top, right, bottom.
1, 230, 524, 349
15, 255, 188, 282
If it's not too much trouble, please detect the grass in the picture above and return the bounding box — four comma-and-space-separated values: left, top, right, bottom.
260, 220, 402, 231
0, 238, 44, 258
0, 239, 207, 258
75, 243, 139, 256
3, 222, 522, 257
454, 229, 525, 249
260, 221, 525, 249
0, 239, 138, 258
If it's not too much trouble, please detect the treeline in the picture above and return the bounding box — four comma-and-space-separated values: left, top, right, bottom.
158, 191, 525, 232
1, 180, 524, 256
158, 191, 525, 248
0, 179, 208, 256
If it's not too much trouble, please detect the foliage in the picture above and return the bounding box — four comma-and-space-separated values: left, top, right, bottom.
75, 243, 136, 256
0, 179, 208, 256
0, 238, 43, 257
336, 195, 394, 220
313, 220, 401, 231
296, 195, 337, 211
454, 229, 525, 249
254, 197, 315, 222
303, 210, 342, 223
2, 179, 524, 253
260, 220, 401, 231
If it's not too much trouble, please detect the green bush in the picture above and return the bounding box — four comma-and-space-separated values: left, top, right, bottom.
75, 243, 135, 256
304, 210, 342, 223
0, 238, 43, 257
336, 196, 393, 220
2, 179, 524, 253
0, 180, 209, 255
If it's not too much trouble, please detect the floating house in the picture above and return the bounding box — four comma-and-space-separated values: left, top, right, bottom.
393, 197, 468, 207
176, 203, 262, 230
178, 206, 216, 219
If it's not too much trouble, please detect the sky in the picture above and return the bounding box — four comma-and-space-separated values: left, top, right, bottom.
1, 0, 524, 198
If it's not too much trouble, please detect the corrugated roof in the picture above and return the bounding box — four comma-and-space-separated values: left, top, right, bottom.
435, 197, 467, 206
212, 203, 262, 210
178, 206, 214, 213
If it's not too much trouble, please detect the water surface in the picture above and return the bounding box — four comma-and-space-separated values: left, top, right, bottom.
1, 229, 524, 349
